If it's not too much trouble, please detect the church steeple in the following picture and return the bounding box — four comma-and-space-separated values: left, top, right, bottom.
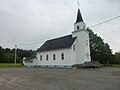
75, 9, 84, 23
74, 8, 86, 31
72, 2, 91, 64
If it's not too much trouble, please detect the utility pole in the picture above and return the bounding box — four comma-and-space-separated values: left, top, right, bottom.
15, 45, 17, 64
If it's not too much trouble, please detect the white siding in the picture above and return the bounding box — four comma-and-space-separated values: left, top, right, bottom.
71, 41, 77, 64
74, 22, 86, 30
36, 48, 75, 67
72, 30, 91, 64
23, 58, 37, 67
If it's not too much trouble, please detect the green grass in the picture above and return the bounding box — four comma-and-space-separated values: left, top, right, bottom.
0, 63, 23, 68
101, 64, 120, 68
112, 64, 120, 67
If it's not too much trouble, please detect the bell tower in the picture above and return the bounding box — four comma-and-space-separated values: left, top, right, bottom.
74, 9, 86, 31
72, 4, 91, 64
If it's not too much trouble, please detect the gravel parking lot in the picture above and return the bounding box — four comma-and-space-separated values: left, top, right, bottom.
0, 67, 120, 90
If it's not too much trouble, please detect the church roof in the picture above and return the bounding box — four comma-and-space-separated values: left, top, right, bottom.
75, 9, 84, 23
37, 35, 76, 52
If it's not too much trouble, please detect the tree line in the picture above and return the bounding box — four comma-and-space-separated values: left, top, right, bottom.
0, 28, 120, 64
0, 47, 35, 63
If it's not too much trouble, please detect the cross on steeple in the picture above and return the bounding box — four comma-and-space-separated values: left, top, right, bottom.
77, 1, 80, 9
75, 1, 84, 23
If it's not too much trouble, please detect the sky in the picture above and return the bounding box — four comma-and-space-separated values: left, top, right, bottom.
0, 0, 120, 53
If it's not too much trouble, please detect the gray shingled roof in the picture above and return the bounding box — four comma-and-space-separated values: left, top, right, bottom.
36, 35, 76, 52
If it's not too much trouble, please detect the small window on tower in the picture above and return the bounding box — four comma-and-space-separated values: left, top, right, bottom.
73, 45, 75, 51
77, 26, 79, 30
83, 26, 85, 29
86, 40, 88, 46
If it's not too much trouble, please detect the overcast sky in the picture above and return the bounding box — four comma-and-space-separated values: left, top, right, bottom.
0, 0, 120, 53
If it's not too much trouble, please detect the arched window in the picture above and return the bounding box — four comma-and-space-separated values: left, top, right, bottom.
46, 54, 48, 61
53, 54, 55, 60
40, 55, 42, 61
61, 53, 64, 60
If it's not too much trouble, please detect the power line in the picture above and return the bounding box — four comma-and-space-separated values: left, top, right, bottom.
7, 15, 120, 48
89, 15, 120, 28
18, 41, 44, 47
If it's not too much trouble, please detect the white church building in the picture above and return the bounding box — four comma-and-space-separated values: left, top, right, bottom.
23, 8, 91, 68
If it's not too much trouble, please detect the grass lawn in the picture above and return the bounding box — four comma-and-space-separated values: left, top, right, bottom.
112, 64, 120, 67
0, 63, 23, 68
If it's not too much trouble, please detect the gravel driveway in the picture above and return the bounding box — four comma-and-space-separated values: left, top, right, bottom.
0, 67, 120, 90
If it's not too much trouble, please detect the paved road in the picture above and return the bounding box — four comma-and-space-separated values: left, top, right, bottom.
0, 67, 120, 90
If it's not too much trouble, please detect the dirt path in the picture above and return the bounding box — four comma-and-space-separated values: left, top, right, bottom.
0, 67, 120, 90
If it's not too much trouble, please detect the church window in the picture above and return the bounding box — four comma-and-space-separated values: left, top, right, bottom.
46, 54, 48, 61
53, 54, 55, 60
40, 55, 42, 61
61, 53, 64, 60
73, 45, 75, 51
77, 26, 79, 30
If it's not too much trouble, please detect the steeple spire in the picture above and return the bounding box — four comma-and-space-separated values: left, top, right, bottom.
74, 1, 86, 31
75, 9, 84, 23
